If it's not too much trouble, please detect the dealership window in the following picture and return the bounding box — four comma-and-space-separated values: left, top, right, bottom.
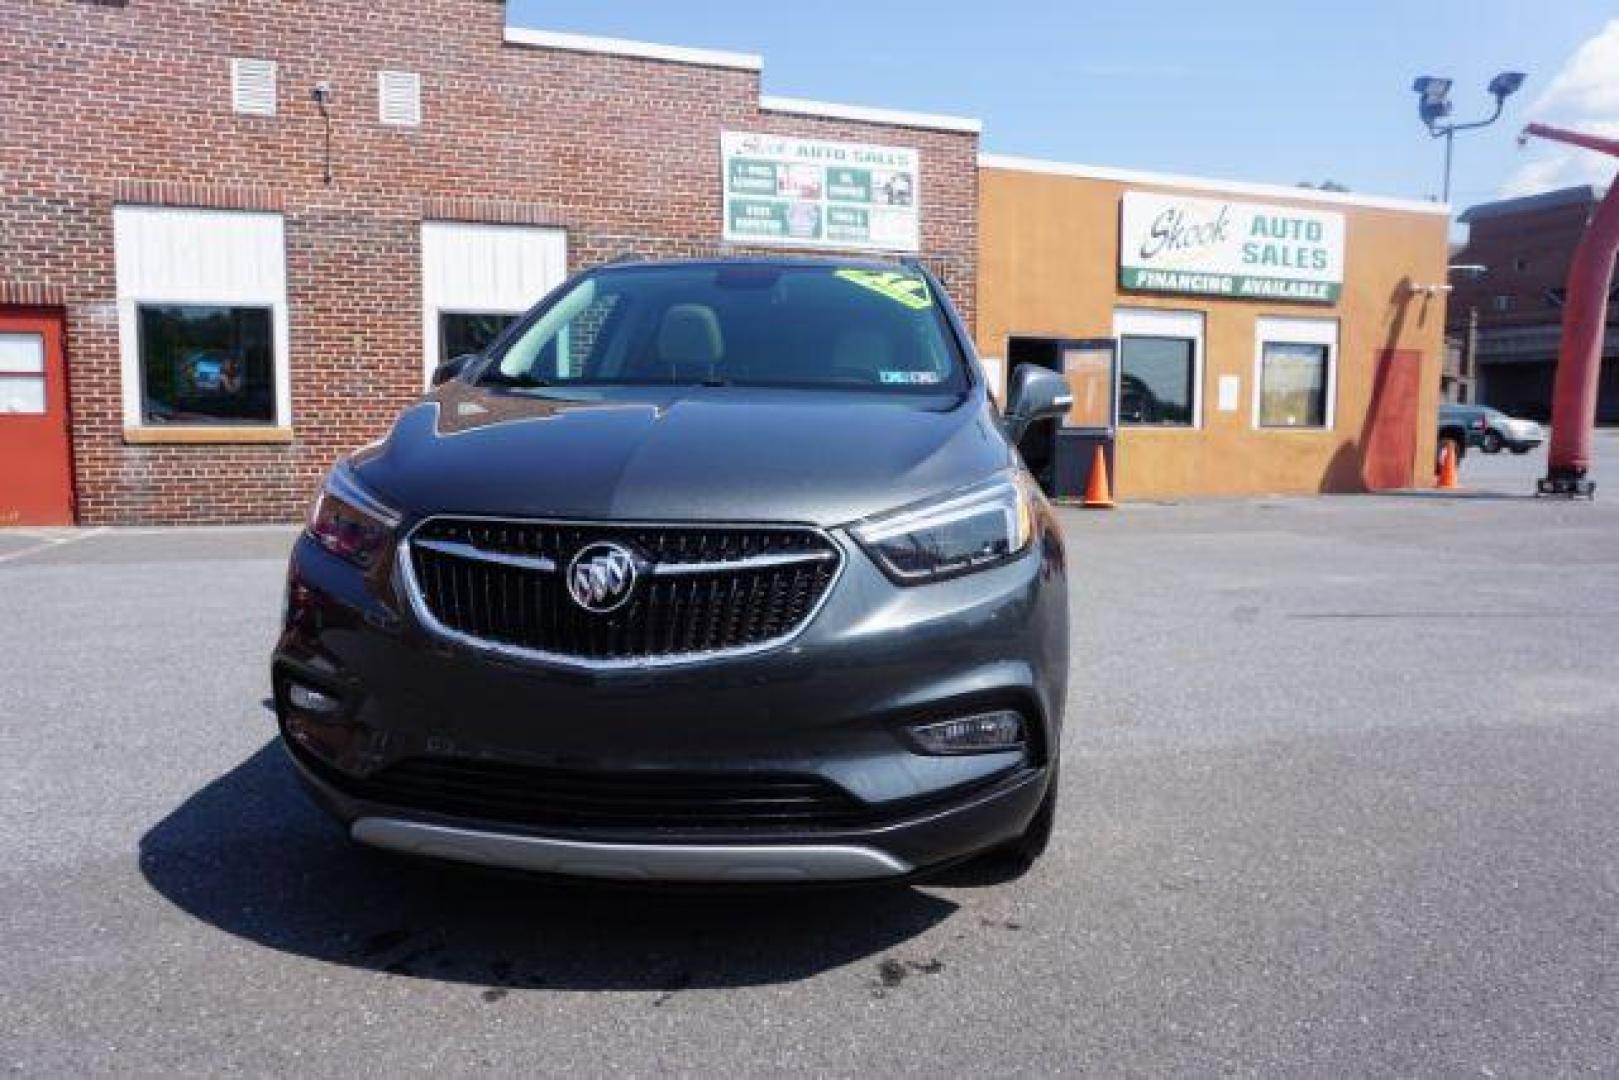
113, 206, 290, 434
136, 305, 275, 425
421, 221, 567, 383
1253, 317, 1338, 430
1112, 308, 1204, 427
438, 312, 519, 363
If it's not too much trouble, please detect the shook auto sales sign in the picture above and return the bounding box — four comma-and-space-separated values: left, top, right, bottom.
1119, 191, 1345, 303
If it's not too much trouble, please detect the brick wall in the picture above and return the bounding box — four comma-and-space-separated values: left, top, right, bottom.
0, 0, 978, 524
1451, 200, 1598, 332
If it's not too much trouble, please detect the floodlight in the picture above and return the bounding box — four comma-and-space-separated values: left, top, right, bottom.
1413, 76, 1454, 127
1488, 72, 1526, 101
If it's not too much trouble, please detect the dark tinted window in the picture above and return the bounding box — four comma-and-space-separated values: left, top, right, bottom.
1119, 335, 1194, 426
137, 304, 274, 425
440, 312, 519, 362
491, 265, 964, 393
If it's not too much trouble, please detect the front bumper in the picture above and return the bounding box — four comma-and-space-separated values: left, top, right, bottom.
1507, 431, 1545, 449
273, 516, 1068, 881
286, 739, 1051, 881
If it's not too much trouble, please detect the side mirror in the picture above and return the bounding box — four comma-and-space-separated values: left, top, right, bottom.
431, 352, 480, 388
1001, 364, 1074, 443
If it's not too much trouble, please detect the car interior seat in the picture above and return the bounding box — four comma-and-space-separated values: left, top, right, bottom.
653, 303, 724, 382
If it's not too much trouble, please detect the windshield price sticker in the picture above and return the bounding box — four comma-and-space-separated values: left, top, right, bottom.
834, 269, 934, 310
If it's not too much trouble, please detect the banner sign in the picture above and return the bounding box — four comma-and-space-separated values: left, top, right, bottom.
1119, 191, 1345, 303
722, 132, 920, 252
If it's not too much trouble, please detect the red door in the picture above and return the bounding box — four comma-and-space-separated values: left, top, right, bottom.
0, 309, 75, 525
1361, 348, 1421, 492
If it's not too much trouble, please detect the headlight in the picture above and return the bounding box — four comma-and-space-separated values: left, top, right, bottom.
851, 473, 1038, 584
307, 463, 400, 570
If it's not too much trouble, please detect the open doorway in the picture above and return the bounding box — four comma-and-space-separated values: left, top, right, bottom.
1006, 337, 1066, 492
1006, 335, 1118, 499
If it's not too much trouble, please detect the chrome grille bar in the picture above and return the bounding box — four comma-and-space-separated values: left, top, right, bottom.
413, 537, 559, 573
646, 549, 837, 576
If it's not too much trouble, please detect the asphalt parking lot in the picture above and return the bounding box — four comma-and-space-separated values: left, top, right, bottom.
4, 438, 1618, 1076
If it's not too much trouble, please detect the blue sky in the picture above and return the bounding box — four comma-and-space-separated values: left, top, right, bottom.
507, 1, 1618, 212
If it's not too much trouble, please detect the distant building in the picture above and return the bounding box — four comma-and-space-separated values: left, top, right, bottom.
1449, 186, 1618, 422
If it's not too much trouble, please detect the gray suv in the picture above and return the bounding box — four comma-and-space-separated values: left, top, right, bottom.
1439, 403, 1546, 456
273, 258, 1073, 884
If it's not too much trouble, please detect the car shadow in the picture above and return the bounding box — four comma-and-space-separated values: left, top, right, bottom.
138, 741, 960, 994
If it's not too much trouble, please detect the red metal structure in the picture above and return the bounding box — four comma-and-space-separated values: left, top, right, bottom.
1523, 123, 1619, 496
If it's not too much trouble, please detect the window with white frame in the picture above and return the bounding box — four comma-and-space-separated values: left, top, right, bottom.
420, 221, 567, 383
113, 206, 290, 429
1113, 308, 1204, 427
1253, 316, 1338, 430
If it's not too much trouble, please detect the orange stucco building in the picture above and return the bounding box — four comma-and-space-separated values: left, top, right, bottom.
976, 155, 1452, 500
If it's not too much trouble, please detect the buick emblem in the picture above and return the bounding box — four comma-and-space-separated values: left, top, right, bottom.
566, 542, 639, 613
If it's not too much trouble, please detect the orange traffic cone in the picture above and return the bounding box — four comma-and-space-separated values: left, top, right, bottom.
1082, 445, 1114, 509
1436, 440, 1459, 490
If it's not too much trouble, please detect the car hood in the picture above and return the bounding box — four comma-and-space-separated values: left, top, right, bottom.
351, 382, 1012, 527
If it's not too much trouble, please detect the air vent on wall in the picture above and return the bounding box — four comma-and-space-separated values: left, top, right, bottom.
231, 58, 278, 116
379, 70, 422, 127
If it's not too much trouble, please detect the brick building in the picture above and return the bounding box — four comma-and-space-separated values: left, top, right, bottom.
0, 0, 979, 524
2, 2, 1458, 524
1449, 185, 1619, 422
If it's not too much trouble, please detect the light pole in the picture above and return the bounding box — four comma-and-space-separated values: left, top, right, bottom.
1447, 263, 1488, 403
1412, 72, 1527, 203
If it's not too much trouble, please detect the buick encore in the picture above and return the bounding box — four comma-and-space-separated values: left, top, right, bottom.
273, 257, 1072, 883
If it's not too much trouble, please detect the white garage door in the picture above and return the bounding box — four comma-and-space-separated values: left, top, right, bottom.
421, 222, 568, 384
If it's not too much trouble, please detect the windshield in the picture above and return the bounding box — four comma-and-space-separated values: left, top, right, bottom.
486, 264, 967, 393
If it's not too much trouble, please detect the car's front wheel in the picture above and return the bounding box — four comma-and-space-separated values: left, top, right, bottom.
1511, 445, 1533, 455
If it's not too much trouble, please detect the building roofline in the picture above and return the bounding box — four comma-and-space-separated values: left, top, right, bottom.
759, 95, 982, 134
978, 153, 1451, 216
1458, 184, 1606, 223
503, 26, 763, 71
501, 28, 980, 136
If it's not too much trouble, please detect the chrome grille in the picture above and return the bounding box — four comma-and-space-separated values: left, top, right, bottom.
402, 518, 842, 666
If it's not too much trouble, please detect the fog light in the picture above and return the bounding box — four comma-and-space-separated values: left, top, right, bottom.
910, 710, 1024, 754
288, 683, 340, 714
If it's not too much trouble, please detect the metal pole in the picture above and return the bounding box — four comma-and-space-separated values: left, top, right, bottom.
1466, 305, 1479, 404
1442, 128, 1454, 204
